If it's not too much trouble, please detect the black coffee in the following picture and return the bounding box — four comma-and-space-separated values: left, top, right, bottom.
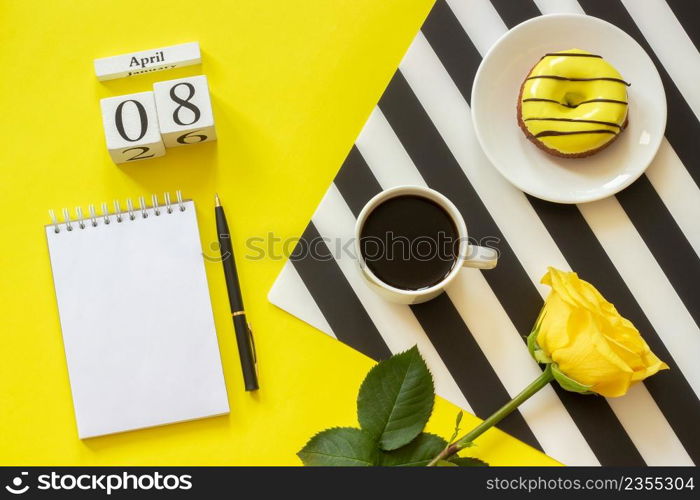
359, 195, 459, 290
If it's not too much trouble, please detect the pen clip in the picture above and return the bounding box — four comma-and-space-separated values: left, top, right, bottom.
247, 322, 257, 365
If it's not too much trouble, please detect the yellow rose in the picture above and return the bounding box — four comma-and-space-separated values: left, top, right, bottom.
528, 267, 668, 398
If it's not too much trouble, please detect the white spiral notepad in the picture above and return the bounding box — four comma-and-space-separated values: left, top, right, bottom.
46, 192, 229, 439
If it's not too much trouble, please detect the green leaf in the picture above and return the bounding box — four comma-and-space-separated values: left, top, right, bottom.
379, 433, 447, 466
551, 364, 593, 395
297, 427, 378, 466
357, 346, 435, 451
449, 456, 490, 467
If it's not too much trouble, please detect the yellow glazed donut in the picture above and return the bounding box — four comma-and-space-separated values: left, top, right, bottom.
517, 48, 629, 158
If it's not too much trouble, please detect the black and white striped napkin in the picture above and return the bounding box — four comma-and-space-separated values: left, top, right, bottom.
269, 0, 700, 466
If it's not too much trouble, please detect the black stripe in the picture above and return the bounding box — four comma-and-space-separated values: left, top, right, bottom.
666, 0, 700, 52
334, 146, 383, 217
290, 223, 392, 361
616, 177, 700, 327
421, 0, 481, 106
431, 0, 700, 462
331, 145, 543, 448
578, 0, 700, 188
411, 295, 541, 450
528, 195, 700, 463
490, 0, 540, 28
379, 69, 646, 465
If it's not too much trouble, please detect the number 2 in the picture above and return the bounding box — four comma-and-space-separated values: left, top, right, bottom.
123, 146, 154, 161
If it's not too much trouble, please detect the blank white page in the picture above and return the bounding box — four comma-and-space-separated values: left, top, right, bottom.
46, 200, 229, 438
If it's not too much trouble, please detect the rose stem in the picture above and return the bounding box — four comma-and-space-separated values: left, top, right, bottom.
427, 366, 555, 466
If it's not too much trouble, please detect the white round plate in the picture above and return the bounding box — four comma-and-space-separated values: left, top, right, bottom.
471, 14, 666, 204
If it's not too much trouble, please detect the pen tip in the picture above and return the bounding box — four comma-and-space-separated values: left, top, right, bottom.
215, 193, 221, 207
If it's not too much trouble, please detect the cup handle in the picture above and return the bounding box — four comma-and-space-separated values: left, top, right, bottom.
462, 245, 498, 270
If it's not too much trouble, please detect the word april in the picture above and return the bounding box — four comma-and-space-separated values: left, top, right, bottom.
129, 51, 165, 68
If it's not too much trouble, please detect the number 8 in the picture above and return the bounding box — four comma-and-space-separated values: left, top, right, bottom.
170, 83, 201, 126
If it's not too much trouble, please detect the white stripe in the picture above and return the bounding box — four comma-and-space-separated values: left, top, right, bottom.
356, 109, 426, 187
533, 0, 584, 15
311, 183, 472, 411
400, 30, 597, 465
578, 198, 700, 397
607, 384, 694, 466
403, 21, 692, 465
645, 140, 700, 255
267, 262, 335, 337
622, 0, 700, 122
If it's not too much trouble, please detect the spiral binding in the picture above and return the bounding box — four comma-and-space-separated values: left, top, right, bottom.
48, 191, 187, 234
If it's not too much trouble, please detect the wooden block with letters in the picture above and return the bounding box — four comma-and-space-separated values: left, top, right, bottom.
153, 75, 217, 147
100, 91, 166, 164
94, 42, 201, 81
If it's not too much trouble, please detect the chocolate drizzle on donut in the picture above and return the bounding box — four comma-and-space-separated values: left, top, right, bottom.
526, 75, 631, 86
541, 52, 603, 59
534, 129, 617, 138
522, 97, 628, 108
524, 117, 622, 129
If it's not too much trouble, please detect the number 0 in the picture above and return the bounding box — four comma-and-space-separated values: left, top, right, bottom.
115, 100, 148, 142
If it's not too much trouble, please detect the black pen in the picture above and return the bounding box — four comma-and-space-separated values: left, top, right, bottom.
215, 194, 258, 391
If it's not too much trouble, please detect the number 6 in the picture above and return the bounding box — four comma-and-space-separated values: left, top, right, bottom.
176, 130, 208, 144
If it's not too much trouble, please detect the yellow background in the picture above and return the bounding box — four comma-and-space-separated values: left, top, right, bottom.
0, 0, 557, 466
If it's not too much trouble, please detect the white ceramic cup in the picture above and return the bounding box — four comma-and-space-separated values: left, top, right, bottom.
354, 185, 498, 304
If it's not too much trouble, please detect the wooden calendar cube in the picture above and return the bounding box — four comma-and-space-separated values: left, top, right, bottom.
100, 91, 165, 164
153, 75, 217, 147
